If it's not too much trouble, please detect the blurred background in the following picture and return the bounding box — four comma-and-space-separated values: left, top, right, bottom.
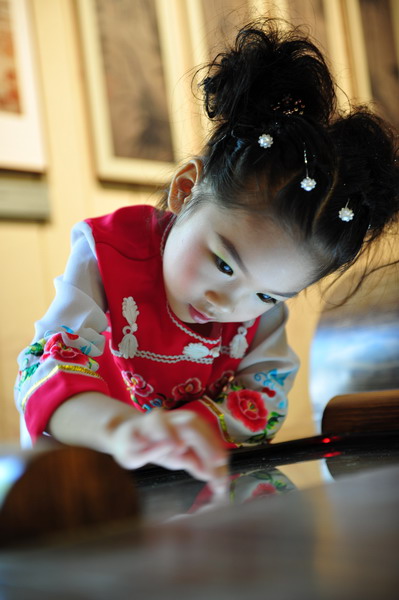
1, 0, 398, 443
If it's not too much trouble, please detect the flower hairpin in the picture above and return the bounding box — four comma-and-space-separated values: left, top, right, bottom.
300, 147, 316, 192
258, 133, 274, 149
272, 95, 305, 116
338, 202, 354, 222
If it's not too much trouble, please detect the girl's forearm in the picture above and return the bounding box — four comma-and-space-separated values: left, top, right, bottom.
48, 392, 138, 454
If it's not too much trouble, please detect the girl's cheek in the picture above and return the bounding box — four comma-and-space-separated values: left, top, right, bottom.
182, 245, 199, 270
178, 246, 207, 286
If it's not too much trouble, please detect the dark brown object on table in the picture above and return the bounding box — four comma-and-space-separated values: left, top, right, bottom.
322, 389, 399, 435
0, 443, 139, 546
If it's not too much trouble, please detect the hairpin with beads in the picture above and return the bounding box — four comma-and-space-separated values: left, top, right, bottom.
338, 202, 354, 222
258, 95, 305, 150
300, 146, 316, 192
257, 95, 317, 192
257, 137, 317, 191
272, 95, 306, 116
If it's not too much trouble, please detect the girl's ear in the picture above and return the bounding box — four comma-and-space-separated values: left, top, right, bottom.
167, 158, 203, 214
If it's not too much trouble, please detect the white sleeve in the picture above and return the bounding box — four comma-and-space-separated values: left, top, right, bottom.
15, 222, 110, 436
33, 221, 108, 348
237, 302, 299, 387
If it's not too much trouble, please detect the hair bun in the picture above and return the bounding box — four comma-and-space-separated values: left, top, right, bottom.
330, 109, 399, 234
201, 19, 337, 129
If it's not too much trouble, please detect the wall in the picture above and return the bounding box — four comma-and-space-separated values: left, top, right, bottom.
0, 0, 150, 441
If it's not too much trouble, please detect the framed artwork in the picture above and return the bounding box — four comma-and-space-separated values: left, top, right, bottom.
186, 0, 252, 65
343, 0, 399, 128
185, 0, 267, 135
76, 0, 181, 186
184, 0, 356, 116
277, 0, 329, 52
269, 0, 355, 107
279, 0, 399, 122
0, 0, 46, 172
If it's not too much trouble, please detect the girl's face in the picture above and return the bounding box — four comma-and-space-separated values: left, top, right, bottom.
162, 200, 316, 325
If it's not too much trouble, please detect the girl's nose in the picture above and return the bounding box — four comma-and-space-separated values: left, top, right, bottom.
205, 290, 235, 313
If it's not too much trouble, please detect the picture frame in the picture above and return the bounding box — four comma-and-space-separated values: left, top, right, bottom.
0, 0, 46, 172
184, 0, 357, 121
342, 0, 399, 128
267, 0, 356, 107
76, 0, 188, 186
184, 0, 277, 135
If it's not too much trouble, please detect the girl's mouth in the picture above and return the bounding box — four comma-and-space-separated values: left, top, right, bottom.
188, 305, 213, 324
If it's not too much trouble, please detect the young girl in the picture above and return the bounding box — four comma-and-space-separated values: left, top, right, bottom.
15, 22, 398, 490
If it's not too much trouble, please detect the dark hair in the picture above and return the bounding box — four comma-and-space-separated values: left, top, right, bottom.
162, 20, 399, 290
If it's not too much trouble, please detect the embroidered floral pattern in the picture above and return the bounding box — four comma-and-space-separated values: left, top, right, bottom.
244, 411, 286, 444
58, 325, 94, 355
121, 371, 205, 411
41, 334, 88, 365
122, 371, 154, 398
254, 369, 292, 389
16, 331, 101, 390
172, 377, 204, 401
17, 363, 40, 387
16, 338, 47, 388
40, 333, 98, 370
160, 396, 180, 409
261, 386, 276, 398
227, 389, 268, 432
121, 370, 164, 411
209, 369, 288, 443
139, 397, 163, 411
42, 327, 96, 356
207, 370, 235, 396
26, 339, 47, 357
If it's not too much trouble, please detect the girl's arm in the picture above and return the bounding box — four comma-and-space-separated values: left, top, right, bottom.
48, 392, 228, 487
173, 303, 299, 447
15, 222, 112, 443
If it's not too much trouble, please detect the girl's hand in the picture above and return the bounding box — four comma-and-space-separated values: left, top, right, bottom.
49, 393, 228, 492
109, 409, 229, 492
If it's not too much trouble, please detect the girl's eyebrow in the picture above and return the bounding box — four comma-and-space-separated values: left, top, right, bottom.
217, 233, 249, 275
216, 233, 299, 298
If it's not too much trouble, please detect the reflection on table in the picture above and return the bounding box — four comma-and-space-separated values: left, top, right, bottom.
134, 430, 399, 523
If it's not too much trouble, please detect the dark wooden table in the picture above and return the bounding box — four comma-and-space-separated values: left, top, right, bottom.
1, 431, 398, 600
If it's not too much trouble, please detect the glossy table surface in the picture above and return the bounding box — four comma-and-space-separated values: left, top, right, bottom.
1, 431, 399, 600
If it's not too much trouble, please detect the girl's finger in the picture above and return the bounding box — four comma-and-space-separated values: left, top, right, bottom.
170, 412, 229, 480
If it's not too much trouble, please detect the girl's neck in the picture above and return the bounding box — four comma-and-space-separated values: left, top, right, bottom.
188, 321, 220, 337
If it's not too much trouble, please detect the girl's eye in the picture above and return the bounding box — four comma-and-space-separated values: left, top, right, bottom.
214, 255, 234, 276
257, 293, 277, 305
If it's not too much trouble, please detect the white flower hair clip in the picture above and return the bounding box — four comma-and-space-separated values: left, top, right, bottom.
300, 146, 316, 192
338, 202, 354, 222
258, 133, 273, 149
257, 136, 317, 192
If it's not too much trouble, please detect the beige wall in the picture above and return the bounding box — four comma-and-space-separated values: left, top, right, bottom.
0, 0, 329, 442
1, 0, 152, 441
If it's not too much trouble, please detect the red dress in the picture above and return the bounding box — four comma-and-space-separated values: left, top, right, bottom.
16, 206, 298, 448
